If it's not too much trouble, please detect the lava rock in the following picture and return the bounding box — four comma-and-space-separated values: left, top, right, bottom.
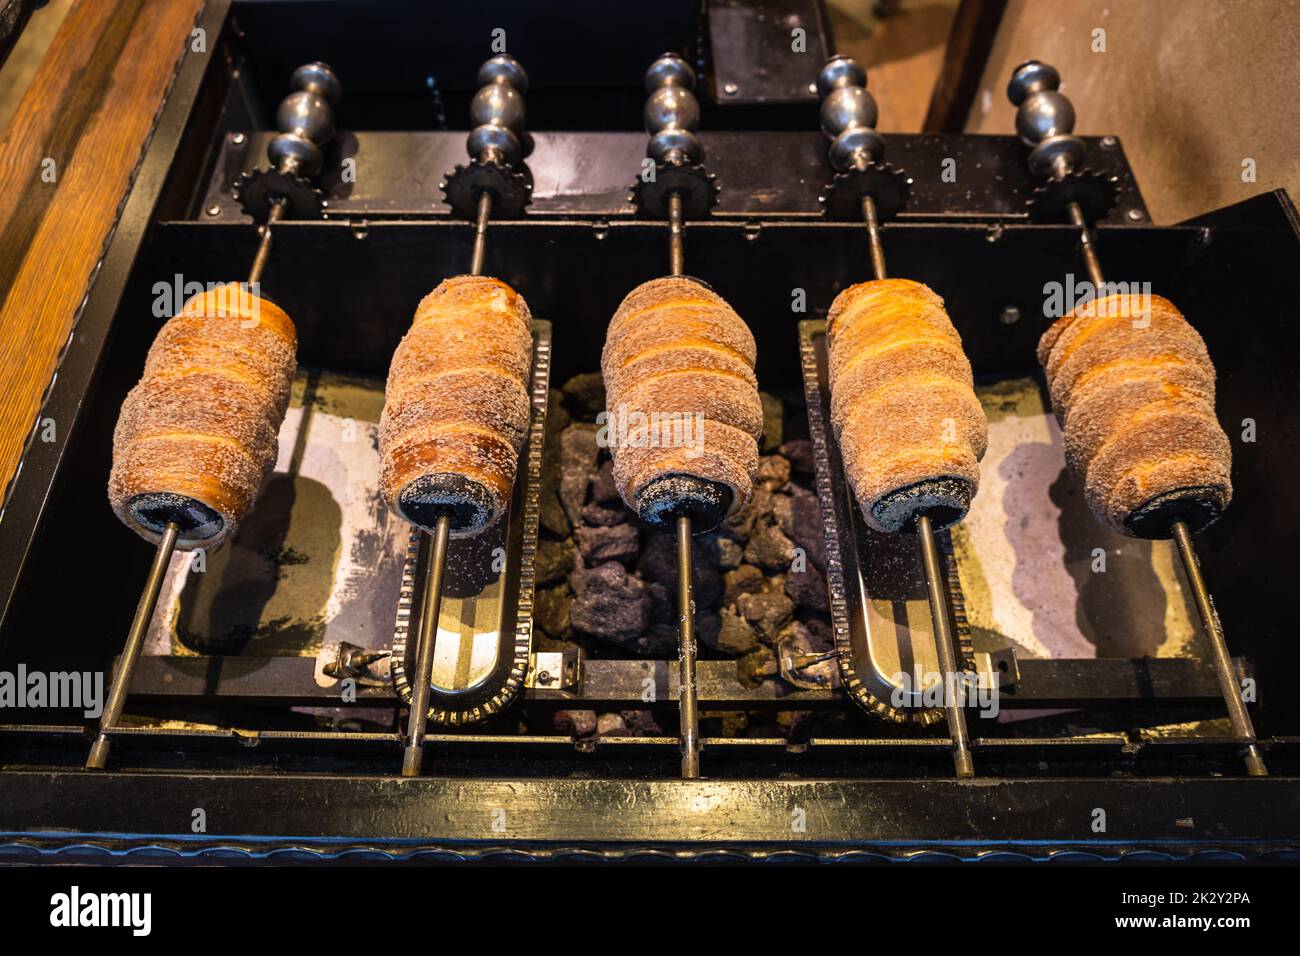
547, 388, 571, 434
535, 585, 574, 639
737, 591, 795, 642
576, 523, 639, 566
754, 454, 791, 489
744, 521, 796, 572
591, 459, 621, 505
784, 565, 829, 611
580, 501, 626, 527
561, 372, 607, 419
554, 709, 596, 737
716, 536, 743, 569
596, 712, 629, 736
723, 485, 773, 541
569, 562, 651, 642
759, 391, 783, 452
621, 710, 663, 736
637, 530, 723, 608
559, 425, 600, 527
737, 645, 778, 687
539, 487, 571, 538
723, 564, 765, 605
536, 539, 576, 588
774, 484, 827, 572
711, 608, 759, 656
780, 439, 815, 475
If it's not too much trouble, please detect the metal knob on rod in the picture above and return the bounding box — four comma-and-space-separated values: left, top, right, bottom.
816, 55, 910, 225
630, 52, 718, 233
400, 55, 533, 777
235, 61, 342, 224
442, 53, 534, 223
1008, 61, 1264, 777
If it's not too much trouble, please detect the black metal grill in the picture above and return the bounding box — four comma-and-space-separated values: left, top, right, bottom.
1, 0, 1298, 860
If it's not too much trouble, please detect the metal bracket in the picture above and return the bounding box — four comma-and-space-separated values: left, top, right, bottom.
526, 648, 582, 691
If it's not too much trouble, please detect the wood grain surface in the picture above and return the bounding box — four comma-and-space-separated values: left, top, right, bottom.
0, 0, 204, 507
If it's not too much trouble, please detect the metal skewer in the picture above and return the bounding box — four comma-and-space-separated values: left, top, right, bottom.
1010, 60, 1265, 776
86, 65, 341, 770
401, 56, 531, 776
819, 56, 973, 777
86, 522, 179, 769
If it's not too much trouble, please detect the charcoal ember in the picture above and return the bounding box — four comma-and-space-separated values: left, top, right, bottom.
569, 562, 651, 642
759, 391, 783, 452
743, 520, 796, 572
774, 484, 827, 572
560, 425, 600, 526
547, 388, 572, 434
699, 711, 744, 737
591, 459, 621, 505
737, 590, 795, 643
722, 484, 773, 541
754, 453, 791, 489
535, 584, 574, 639
784, 564, 828, 611
778, 620, 836, 686
536, 539, 576, 588
779, 438, 815, 476
708, 608, 759, 656
580, 501, 626, 527
576, 523, 639, 566
596, 712, 629, 736
620, 710, 664, 736
723, 564, 765, 605
554, 709, 596, 737
637, 530, 722, 608
561, 372, 607, 418
737, 645, 778, 687
716, 535, 743, 569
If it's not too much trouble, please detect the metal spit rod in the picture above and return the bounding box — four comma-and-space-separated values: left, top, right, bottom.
87, 522, 180, 769
861, 193, 975, 779
1066, 206, 1265, 777
400, 187, 498, 777
666, 189, 702, 779
88, 187, 299, 771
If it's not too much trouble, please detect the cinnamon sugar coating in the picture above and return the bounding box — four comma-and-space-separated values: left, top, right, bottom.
379, 275, 533, 536
826, 279, 987, 532
1038, 292, 1231, 535
601, 276, 762, 517
108, 283, 297, 549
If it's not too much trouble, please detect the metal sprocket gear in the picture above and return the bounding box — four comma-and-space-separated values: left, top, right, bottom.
441, 160, 533, 219
629, 162, 719, 219
818, 162, 912, 222
1027, 169, 1119, 224
233, 167, 325, 220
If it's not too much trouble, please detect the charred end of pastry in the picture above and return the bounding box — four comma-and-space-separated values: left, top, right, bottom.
1125, 485, 1227, 539
871, 476, 974, 534
635, 474, 732, 533
127, 492, 224, 544
398, 473, 497, 536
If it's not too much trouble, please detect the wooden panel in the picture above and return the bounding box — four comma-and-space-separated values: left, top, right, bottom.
0, 0, 205, 505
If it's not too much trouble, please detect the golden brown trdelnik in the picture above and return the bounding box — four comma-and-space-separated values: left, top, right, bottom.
1038, 292, 1231, 536
108, 283, 297, 550
379, 274, 534, 536
826, 278, 987, 533
601, 276, 763, 520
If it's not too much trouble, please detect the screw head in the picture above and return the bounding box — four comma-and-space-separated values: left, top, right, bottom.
1101, 135, 1117, 148
230, 131, 246, 145
999, 305, 1021, 325
723, 82, 739, 95
206, 203, 221, 216
1126, 207, 1146, 222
